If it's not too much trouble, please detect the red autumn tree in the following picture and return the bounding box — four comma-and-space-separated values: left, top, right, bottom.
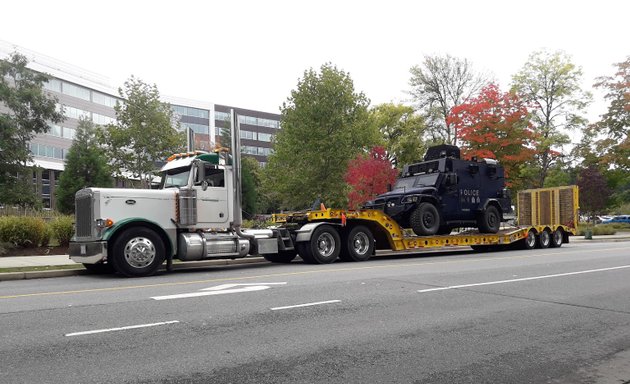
345, 146, 398, 209
448, 83, 537, 188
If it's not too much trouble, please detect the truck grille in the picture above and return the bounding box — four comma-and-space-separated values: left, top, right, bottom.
75, 190, 94, 238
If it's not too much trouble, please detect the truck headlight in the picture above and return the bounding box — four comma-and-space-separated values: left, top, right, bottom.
96, 218, 114, 228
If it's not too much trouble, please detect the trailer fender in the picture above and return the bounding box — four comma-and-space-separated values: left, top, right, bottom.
295, 222, 342, 243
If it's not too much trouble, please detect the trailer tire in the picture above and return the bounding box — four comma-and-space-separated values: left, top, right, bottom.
264, 250, 297, 263
299, 225, 341, 264
478, 205, 500, 233
550, 229, 564, 248
410, 202, 440, 236
538, 229, 551, 249
522, 230, 537, 250
111, 227, 165, 277
82, 262, 115, 274
340, 225, 374, 262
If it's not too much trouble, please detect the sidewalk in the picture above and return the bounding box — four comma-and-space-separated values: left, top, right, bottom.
1, 233, 629, 281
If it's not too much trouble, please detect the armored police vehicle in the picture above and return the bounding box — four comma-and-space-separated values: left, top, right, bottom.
363, 145, 512, 236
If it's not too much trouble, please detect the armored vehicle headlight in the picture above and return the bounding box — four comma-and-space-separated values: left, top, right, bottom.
401, 195, 419, 204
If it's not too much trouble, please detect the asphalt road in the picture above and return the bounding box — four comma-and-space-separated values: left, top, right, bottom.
1, 241, 630, 384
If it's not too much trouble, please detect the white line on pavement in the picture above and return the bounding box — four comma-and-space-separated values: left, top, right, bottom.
271, 300, 341, 311
65, 320, 180, 337
418, 265, 630, 293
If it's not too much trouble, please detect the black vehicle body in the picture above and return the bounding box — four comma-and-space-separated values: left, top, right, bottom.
363, 145, 512, 236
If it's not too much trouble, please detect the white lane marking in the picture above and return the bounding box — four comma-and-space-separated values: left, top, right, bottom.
418, 265, 630, 293
152, 282, 287, 300
65, 320, 179, 337
271, 300, 341, 311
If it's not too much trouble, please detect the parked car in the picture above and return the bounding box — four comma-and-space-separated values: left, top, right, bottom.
602, 215, 630, 224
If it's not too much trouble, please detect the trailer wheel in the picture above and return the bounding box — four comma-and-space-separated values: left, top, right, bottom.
264, 250, 297, 263
340, 225, 374, 262
410, 202, 440, 236
550, 229, 564, 248
478, 205, 500, 233
522, 230, 537, 250
82, 262, 115, 274
299, 225, 341, 264
111, 227, 165, 277
538, 229, 551, 249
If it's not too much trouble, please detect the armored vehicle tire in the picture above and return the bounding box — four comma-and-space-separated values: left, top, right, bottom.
410, 202, 440, 236
522, 230, 537, 250
298, 225, 341, 264
264, 250, 297, 263
340, 225, 374, 262
111, 227, 165, 277
478, 205, 500, 233
82, 262, 115, 274
550, 229, 564, 248
538, 229, 551, 249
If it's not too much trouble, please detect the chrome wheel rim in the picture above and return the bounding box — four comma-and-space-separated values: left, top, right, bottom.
316, 233, 335, 257
352, 232, 370, 255
124, 237, 156, 268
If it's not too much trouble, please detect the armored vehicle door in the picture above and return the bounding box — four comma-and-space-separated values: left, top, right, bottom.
454, 162, 481, 220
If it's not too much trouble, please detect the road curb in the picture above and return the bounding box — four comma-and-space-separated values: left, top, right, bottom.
0, 257, 270, 282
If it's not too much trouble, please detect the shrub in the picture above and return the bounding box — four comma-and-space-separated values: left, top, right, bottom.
40, 224, 53, 247
49, 216, 74, 247
0, 216, 47, 248
577, 224, 618, 236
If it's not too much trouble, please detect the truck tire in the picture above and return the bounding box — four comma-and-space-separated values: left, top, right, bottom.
478, 205, 500, 233
111, 227, 165, 277
521, 229, 537, 250
410, 202, 440, 236
538, 229, 551, 249
550, 229, 564, 248
299, 225, 341, 264
339, 225, 374, 262
264, 250, 297, 263
82, 262, 115, 274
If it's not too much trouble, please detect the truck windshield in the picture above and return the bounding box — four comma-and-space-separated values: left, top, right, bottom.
393, 174, 439, 191
160, 167, 190, 189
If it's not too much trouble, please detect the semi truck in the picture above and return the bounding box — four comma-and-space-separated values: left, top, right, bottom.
69, 111, 579, 277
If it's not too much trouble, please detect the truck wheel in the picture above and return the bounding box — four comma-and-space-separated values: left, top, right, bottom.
111, 227, 165, 277
538, 229, 551, 249
299, 225, 341, 264
522, 230, 537, 250
340, 225, 374, 262
264, 250, 297, 263
410, 203, 440, 236
550, 229, 564, 248
478, 205, 500, 233
82, 263, 114, 274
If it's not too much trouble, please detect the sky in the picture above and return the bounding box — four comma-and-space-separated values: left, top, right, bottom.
1, 0, 628, 122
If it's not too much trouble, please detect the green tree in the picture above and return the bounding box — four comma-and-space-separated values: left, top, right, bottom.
55, 118, 113, 214
370, 103, 427, 168
588, 57, 630, 171
409, 54, 489, 145
241, 156, 260, 219
98, 76, 185, 188
264, 63, 379, 209
511, 50, 591, 187
0, 52, 64, 207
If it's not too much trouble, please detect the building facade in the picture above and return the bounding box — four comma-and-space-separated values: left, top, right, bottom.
0, 40, 280, 210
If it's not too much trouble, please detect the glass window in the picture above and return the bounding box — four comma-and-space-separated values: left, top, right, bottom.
47, 124, 62, 137
93, 113, 115, 125
44, 79, 62, 93
93, 92, 118, 108
215, 111, 231, 121
258, 133, 273, 142
64, 105, 91, 120
240, 130, 257, 140
63, 127, 76, 140
62, 82, 91, 101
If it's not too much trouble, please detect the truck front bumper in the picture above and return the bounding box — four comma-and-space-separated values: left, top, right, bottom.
69, 241, 108, 264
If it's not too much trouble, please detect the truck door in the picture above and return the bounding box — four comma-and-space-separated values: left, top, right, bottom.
196, 163, 230, 226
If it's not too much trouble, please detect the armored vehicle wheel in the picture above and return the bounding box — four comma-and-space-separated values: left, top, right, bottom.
82, 262, 115, 274
550, 229, 564, 248
340, 225, 374, 262
299, 225, 341, 264
478, 205, 500, 233
111, 227, 165, 277
410, 202, 440, 236
538, 229, 551, 249
264, 250, 297, 263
